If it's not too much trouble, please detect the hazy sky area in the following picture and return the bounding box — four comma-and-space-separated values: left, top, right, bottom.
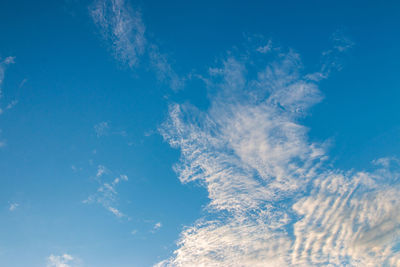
1, 0, 400, 266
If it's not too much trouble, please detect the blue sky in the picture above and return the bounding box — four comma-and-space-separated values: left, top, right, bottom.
1, 0, 400, 266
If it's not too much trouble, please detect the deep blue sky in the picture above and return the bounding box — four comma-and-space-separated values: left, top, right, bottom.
1, 0, 400, 266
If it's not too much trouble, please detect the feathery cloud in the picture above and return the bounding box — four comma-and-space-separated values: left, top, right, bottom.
84, 167, 129, 218
89, 0, 184, 90
90, 0, 145, 68
46, 254, 76, 267
157, 39, 400, 266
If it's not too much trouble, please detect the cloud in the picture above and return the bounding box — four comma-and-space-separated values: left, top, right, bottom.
46, 254, 76, 267
307, 30, 354, 82
152, 222, 162, 233
292, 170, 400, 266
8, 202, 19, 211
90, 0, 145, 68
256, 40, 272, 54
5, 100, 17, 110
0, 57, 16, 147
0, 57, 16, 114
89, 0, 184, 90
149, 44, 185, 91
157, 40, 400, 266
94, 121, 109, 137
84, 169, 129, 218
0, 56, 15, 97
96, 164, 107, 177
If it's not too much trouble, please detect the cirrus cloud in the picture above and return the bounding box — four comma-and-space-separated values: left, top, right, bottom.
157, 39, 400, 266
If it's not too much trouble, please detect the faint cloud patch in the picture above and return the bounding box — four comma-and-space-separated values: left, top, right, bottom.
307, 30, 354, 81
149, 44, 185, 91
0, 56, 18, 116
151, 222, 162, 233
0, 56, 15, 98
89, 0, 185, 90
90, 0, 145, 68
96, 164, 108, 178
84, 167, 129, 219
94, 121, 109, 137
8, 202, 19, 211
256, 39, 272, 54
46, 253, 76, 267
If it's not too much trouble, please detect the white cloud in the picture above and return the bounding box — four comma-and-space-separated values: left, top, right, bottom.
0, 57, 16, 116
0, 56, 15, 98
90, 0, 145, 68
8, 202, 19, 211
107, 206, 124, 218
157, 41, 400, 266
291, 170, 400, 266
256, 40, 272, 54
96, 164, 107, 177
307, 31, 354, 82
0, 57, 15, 148
149, 44, 185, 91
84, 170, 129, 218
5, 99, 17, 110
89, 0, 185, 90
152, 222, 162, 233
46, 254, 76, 267
94, 121, 109, 137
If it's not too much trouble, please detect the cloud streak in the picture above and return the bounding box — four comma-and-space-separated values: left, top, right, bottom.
157, 40, 400, 266
0, 56, 14, 97
90, 0, 184, 90
84, 166, 129, 218
90, 0, 145, 68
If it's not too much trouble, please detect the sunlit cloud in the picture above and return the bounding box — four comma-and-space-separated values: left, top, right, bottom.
157, 39, 400, 266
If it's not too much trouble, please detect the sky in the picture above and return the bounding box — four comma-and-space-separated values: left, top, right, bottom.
1, 0, 400, 266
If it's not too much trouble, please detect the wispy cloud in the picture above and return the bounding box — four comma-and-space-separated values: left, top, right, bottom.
0, 56, 16, 147
90, 0, 184, 90
94, 121, 109, 137
84, 167, 129, 218
0, 56, 17, 116
307, 30, 354, 82
256, 39, 272, 54
157, 39, 400, 266
149, 44, 185, 91
90, 0, 145, 68
151, 222, 162, 233
0, 56, 15, 98
94, 121, 128, 138
46, 253, 76, 267
96, 164, 107, 177
8, 202, 19, 211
